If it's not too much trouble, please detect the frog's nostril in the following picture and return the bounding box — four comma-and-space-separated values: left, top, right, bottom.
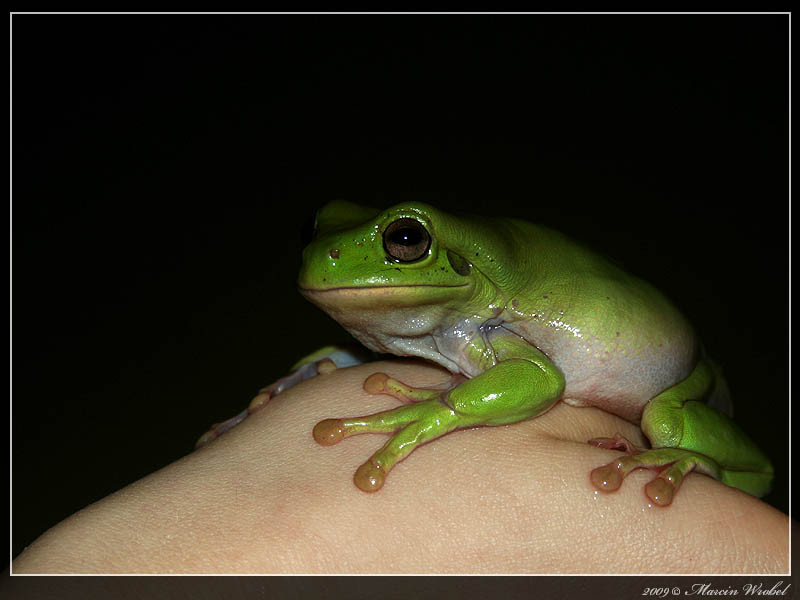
330, 249, 340, 259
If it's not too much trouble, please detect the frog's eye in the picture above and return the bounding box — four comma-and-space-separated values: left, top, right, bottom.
383, 218, 431, 263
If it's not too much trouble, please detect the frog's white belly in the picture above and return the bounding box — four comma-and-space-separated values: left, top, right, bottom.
501, 320, 698, 423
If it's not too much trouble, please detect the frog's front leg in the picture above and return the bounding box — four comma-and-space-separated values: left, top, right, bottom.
589, 359, 773, 506
313, 340, 565, 492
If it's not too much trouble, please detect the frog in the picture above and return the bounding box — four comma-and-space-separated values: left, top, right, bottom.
198, 200, 773, 506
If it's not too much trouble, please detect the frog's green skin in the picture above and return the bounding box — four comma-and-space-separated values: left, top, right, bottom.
297, 200, 773, 504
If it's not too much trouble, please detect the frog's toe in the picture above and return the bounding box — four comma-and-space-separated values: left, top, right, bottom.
363, 373, 445, 403
248, 390, 272, 413
645, 477, 676, 506
643, 456, 701, 506
311, 410, 399, 491
590, 459, 627, 492
312, 418, 347, 445
315, 357, 337, 375
363, 372, 391, 394
195, 408, 249, 449
312, 403, 420, 448
588, 434, 644, 454
195, 429, 219, 449
354, 460, 386, 492
590, 451, 657, 497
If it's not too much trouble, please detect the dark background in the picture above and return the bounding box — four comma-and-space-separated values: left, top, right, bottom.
12, 14, 789, 560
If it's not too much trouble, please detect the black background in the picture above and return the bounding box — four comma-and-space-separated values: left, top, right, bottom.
12, 14, 789, 560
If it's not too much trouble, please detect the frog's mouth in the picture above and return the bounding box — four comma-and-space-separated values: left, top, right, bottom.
299, 283, 470, 309
299, 283, 468, 293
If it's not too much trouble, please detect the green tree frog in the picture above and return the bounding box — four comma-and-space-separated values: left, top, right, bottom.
199, 200, 773, 506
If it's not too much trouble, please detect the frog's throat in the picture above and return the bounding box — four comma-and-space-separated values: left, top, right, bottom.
299, 285, 483, 367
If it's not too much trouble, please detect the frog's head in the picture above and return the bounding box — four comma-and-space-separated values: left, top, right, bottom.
298, 200, 524, 349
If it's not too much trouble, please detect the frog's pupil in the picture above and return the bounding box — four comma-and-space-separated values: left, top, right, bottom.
393, 228, 422, 246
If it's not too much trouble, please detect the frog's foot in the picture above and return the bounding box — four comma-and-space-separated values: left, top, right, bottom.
249, 358, 338, 412
195, 346, 365, 449
589, 447, 721, 507
313, 376, 464, 492
194, 383, 284, 449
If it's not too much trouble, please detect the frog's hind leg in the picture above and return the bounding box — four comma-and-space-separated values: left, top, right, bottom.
195, 345, 372, 449
588, 359, 773, 506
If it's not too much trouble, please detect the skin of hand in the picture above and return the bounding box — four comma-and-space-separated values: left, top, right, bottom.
12, 361, 789, 574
